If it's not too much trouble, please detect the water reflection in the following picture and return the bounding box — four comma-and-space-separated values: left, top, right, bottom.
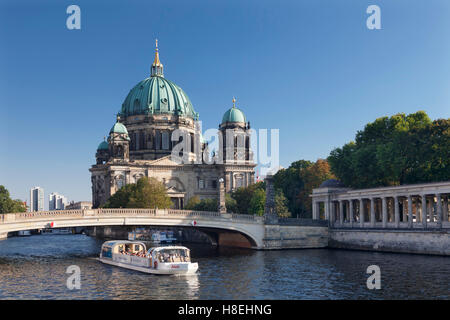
0, 235, 448, 299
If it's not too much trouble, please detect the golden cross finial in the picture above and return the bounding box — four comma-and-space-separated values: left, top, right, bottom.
155, 38, 158, 50
232, 97, 236, 108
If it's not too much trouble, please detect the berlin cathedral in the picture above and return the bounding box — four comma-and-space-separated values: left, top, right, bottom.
90, 41, 256, 208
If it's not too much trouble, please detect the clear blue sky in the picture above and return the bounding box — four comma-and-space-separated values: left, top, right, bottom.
1, 0, 449, 206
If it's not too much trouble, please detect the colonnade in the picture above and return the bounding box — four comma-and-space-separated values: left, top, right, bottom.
311, 182, 450, 229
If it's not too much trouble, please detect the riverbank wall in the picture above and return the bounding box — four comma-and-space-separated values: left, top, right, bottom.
329, 229, 450, 256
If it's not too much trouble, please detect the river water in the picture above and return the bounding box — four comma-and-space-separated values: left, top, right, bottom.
0, 234, 448, 299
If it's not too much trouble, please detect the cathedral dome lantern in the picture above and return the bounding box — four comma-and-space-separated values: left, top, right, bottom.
119, 40, 199, 120
220, 97, 248, 130
96, 138, 110, 165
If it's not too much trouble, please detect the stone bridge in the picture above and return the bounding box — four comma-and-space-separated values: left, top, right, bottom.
0, 209, 328, 250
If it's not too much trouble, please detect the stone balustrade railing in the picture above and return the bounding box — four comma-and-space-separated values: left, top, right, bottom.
0, 208, 263, 224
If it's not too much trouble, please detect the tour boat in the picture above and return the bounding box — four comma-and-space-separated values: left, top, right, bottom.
17, 230, 31, 237
98, 240, 198, 275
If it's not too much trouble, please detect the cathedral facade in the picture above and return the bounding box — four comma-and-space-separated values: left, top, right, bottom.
90, 42, 256, 208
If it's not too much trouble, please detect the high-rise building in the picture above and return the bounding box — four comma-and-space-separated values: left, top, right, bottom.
30, 187, 44, 212
49, 192, 69, 211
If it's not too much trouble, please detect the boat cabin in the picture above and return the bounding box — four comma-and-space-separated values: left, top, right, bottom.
148, 246, 191, 263
101, 240, 147, 259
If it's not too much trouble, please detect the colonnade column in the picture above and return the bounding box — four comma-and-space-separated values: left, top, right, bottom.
382, 197, 387, 228
349, 200, 354, 228
394, 196, 400, 228
370, 198, 375, 227
436, 194, 442, 228
407, 195, 413, 228
312, 200, 318, 220
422, 194, 427, 228
339, 200, 344, 226
324, 200, 330, 221
329, 201, 335, 226
444, 196, 449, 222
359, 199, 364, 227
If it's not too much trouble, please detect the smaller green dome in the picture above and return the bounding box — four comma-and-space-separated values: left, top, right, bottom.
97, 141, 109, 151
109, 122, 128, 135
222, 107, 246, 124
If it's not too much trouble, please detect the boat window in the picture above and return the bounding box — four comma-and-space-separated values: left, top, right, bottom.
157, 249, 190, 262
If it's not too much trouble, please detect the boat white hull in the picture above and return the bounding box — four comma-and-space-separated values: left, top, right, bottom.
99, 258, 198, 275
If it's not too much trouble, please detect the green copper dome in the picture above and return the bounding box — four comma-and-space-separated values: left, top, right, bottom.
109, 122, 128, 135
120, 76, 199, 120
222, 106, 246, 124
97, 141, 109, 150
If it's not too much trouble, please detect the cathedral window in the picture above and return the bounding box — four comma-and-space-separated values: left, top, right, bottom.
162, 131, 170, 150
198, 179, 204, 189
155, 130, 161, 150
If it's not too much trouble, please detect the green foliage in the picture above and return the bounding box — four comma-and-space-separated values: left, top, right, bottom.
328, 111, 449, 188
184, 194, 237, 213
248, 188, 266, 216
274, 188, 290, 217
273, 160, 310, 215
231, 181, 265, 214
103, 177, 172, 209
273, 159, 335, 217
0, 186, 26, 213
225, 194, 238, 213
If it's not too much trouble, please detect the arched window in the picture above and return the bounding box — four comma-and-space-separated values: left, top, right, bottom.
162, 131, 169, 150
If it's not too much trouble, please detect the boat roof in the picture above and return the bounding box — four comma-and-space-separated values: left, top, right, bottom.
148, 246, 191, 252
102, 240, 147, 248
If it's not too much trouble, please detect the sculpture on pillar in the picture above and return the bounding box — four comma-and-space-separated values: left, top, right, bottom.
218, 178, 226, 214
264, 174, 278, 223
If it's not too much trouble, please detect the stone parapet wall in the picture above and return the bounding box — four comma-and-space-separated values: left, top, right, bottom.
329, 229, 450, 256
263, 225, 329, 249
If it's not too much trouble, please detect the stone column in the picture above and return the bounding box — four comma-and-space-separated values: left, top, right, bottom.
407, 195, 413, 228
370, 198, 375, 227
382, 197, 387, 228
312, 200, 318, 220
421, 195, 427, 228
359, 199, 364, 227
394, 196, 400, 228
444, 196, 449, 222
218, 178, 226, 214
264, 174, 275, 215
324, 200, 330, 221
436, 194, 442, 228
349, 200, 354, 228
339, 200, 344, 226
402, 199, 407, 222
330, 202, 336, 226
428, 198, 433, 222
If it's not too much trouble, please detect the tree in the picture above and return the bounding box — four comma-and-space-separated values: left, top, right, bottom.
0, 186, 26, 213
298, 159, 335, 217
103, 177, 172, 209
273, 160, 312, 215
248, 188, 266, 216
184, 195, 237, 213
274, 188, 290, 217
328, 111, 449, 188
231, 181, 265, 214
